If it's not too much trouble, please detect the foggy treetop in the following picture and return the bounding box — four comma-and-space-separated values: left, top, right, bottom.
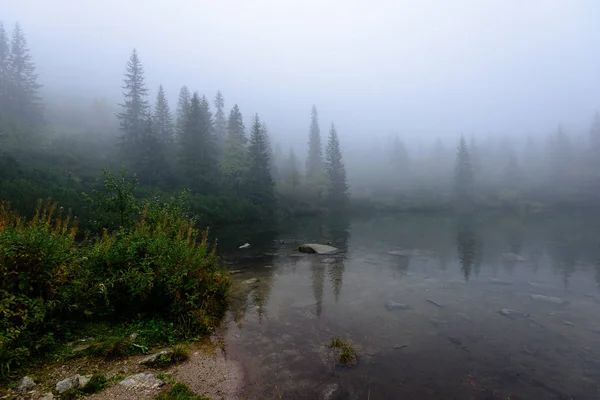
3, 0, 600, 143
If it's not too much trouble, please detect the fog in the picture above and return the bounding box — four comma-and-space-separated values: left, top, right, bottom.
6, 0, 600, 135
3, 0, 600, 213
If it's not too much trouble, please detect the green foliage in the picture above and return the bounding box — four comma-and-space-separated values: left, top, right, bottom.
325, 123, 348, 209
306, 105, 324, 180
155, 383, 209, 400
83, 169, 139, 230
246, 114, 275, 214
0, 194, 229, 378
81, 374, 109, 394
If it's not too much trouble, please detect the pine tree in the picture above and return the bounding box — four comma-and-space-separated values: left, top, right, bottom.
262, 121, 279, 183
325, 123, 349, 208
179, 92, 217, 193
504, 152, 522, 189
136, 117, 165, 185
227, 104, 246, 146
117, 49, 149, 153
214, 90, 227, 152
390, 134, 410, 185
283, 147, 302, 189
152, 84, 173, 144
469, 136, 480, 179
221, 127, 249, 195
175, 85, 190, 139
0, 22, 9, 116
246, 114, 275, 211
7, 23, 42, 125
306, 105, 324, 180
454, 136, 474, 206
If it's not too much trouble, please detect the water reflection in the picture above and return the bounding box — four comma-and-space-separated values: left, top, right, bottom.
455, 214, 482, 281
224, 213, 600, 399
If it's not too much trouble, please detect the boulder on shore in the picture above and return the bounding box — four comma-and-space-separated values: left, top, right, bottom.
17, 376, 36, 392
298, 243, 339, 254
119, 373, 164, 390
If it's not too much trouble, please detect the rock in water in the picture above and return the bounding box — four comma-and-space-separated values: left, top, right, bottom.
388, 250, 412, 257
242, 278, 258, 285
298, 243, 339, 254
119, 373, 164, 390
499, 308, 530, 319
17, 376, 36, 392
385, 301, 411, 310
530, 294, 567, 305
501, 252, 527, 262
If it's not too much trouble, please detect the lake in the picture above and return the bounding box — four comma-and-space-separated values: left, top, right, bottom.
215, 213, 600, 399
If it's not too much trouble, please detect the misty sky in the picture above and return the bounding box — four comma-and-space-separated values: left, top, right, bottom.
4, 0, 600, 147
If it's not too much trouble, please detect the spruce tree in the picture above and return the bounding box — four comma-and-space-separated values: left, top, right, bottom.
283, 147, 302, 189
221, 126, 249, 195
179, 92, 217, 193
214, 90, 227, 152
390, 134, 410, 185
454, 136, 474, 206
247, 114, 275, 211
152, 84, 173, 144
117, 49, 149, 153
7, 23, 42, 125
306, 105, 324, 180
325, 123, 349, 208
0, 22, 9, 115
136, 116, 165, 185
176, 85, 190, 139
227, 104, 246, 146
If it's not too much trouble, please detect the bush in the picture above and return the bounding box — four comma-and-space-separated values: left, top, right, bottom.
0, 194, 230, 378
0, 201, 79, 377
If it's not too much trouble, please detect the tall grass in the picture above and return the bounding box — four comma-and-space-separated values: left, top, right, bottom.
0, 199, 229, 378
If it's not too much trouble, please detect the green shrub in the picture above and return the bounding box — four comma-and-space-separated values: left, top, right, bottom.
0, 194, 230, 378
0, 201, 79, 377
81, 374, 108, 394
155, 383, 208, 400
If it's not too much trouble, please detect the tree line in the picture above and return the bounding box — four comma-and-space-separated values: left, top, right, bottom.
0, 23, 349, 222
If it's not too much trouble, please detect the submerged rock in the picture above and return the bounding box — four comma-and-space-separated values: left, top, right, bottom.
499, 308, 530, 319
385, 301, 411, 310
242, 278, 258, 285
530, 294, 567, 305
298, 243, 339, 254
501, 252, 527, 262
119, 373, 164, 390
387, 250, 412, 257
487, 278, 513, 285
320, 257, 337, 264
17, 376, 36, 392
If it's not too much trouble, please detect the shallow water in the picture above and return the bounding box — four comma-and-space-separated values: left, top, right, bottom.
217, 213, 600, 399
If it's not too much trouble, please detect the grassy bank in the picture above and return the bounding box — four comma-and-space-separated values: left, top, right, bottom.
0, 187, 230, 379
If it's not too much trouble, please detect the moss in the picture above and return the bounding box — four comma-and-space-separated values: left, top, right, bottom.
155, 383, 209, 400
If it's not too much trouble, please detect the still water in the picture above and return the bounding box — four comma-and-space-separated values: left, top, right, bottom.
216, 213, 600, 399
